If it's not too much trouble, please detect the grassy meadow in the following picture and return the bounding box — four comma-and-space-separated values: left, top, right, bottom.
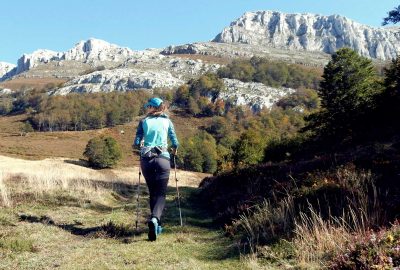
0, 155, 252, 270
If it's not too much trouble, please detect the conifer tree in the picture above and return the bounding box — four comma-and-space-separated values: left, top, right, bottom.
304, 48, 380, 140
383, 5, 400, 25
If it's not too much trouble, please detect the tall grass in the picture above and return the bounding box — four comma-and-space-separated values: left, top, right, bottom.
234, 196, 295, 252
0, 171, 11, 207
293, 206, 366, 265
234, 167, 384, 267
0, 157, 134, 207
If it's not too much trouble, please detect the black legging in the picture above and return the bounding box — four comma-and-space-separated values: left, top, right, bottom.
140, 157, 170, 224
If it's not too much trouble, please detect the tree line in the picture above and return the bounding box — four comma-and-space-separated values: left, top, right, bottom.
177, 48, 400, 173
217, 56, 322, 89
3, 49, 397, 175
1, 89, 153, 131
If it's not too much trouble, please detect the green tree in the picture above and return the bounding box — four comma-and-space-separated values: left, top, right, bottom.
277, 89, 320, 111
207, 116, 231, 142
84, 136, 122, 168
218, 60, 255, 82
232, 130, 266, 167
182, 144, 204, 172
190, 73, 225, 102
304, 48, 381, 140
0, 97, 13, 115
179, 131, 218, 173
383, 5, 400, 25
377, 57, 400, 131
188, 97, 201, 115
20, 121, 34, 136
106, 108, 121, 127
174, 84, 190, 106
383, 57, 400, 98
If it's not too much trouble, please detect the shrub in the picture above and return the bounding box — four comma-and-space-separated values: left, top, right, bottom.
0, 97, 13, 115
83, 136, 122, 168
329, 222, 400, 269
232, 130, 266, 167
178, 131, 218, 173
20, 121, 34, 136
263, 135, 306, 163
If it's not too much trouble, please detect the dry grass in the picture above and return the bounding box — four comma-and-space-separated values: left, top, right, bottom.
0, 156, 245, 270
232, 168, 383, 268
235, 198, 370, 268
0, 156, 113, 206
0, 77, 67, 91
293, 207, 366, 266
234, 196, 295, 252
0, 155, 207, 207
0, 171, 11, 207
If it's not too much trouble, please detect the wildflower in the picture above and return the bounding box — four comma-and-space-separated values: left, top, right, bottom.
370, 233, 377, 242
387, 234, 394, 243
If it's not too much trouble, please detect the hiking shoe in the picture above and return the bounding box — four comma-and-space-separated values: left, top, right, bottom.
157, 225, 163, 235
148, 217, 158, 241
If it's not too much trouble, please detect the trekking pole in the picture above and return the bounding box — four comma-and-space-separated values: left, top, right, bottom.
173, 154, 183, 227
135, 166, 142, 232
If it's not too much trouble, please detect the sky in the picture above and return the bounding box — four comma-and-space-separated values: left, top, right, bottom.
1, 0, 399, 63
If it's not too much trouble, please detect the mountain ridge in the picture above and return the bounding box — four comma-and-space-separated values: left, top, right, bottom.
212, 10, 400, 60
2, 11, 398, 81
1, 11, 398, 110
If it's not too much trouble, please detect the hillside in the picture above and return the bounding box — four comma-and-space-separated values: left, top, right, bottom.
196, 48, 400, 268
0, 111, 212, 167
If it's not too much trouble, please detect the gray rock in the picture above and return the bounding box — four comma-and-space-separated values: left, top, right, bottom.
0, 88, 13, 95
51, 68, 185, 95
0, 62, 17, 80
162, 42, 331, 67
220, 78, 295, 110
213, 11, 400, 60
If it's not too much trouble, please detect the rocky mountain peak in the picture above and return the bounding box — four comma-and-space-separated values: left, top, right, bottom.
16, 49, 62, 74
9, 38, 137, 76
213, 10, 400, 60
0, 62, 17, 80
64, 38, 135, 61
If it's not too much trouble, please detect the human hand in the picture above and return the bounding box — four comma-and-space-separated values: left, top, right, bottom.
170, 148, 178, 155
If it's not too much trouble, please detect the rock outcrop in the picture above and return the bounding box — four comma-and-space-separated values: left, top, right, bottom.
213, 11, 400, 60
63, 38, 135, 62
52, 69, 185, 95
0, 62, 17, 80
0, 88, 13, 95
220, 78, 295, 110
162, 42, 330, 66
16, 49, 63, 74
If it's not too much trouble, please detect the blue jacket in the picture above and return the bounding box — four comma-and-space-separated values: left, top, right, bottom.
133, 113, 179, 159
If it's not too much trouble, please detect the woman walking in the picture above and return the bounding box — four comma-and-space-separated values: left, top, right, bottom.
133, 97, 179, 241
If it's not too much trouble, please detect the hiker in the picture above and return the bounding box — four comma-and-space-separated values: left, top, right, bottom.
133, 97, 179, 241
